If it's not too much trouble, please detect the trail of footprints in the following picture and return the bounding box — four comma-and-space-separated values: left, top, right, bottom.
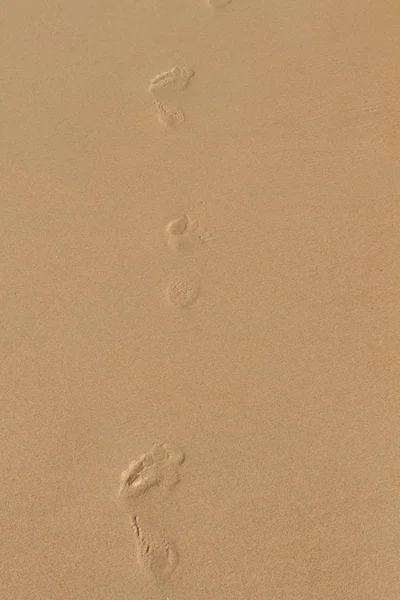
118, 0, 233, 590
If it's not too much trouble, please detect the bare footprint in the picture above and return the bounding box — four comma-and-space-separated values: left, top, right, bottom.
148, 65, 194, 94
153, 98, 185, 128
165, 214, 190, 237
148, 66, 194, 126
165, 215, 213, 251
154, 99, 184, 128
131, 516, 179, 584
119, 443, 185, 500
165, 273, 201, 308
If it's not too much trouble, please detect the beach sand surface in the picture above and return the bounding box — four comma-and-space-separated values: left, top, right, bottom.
1, 1, 400, 598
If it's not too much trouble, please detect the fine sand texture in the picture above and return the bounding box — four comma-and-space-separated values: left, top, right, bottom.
1, 1, 400, 599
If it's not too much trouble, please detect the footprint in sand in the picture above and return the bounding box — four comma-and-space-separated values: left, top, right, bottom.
153, 98, 185, 129
165, 271, 201, 309
148, 65, 194, 127
131, 515, 179, 584
148, 65, 194, 95
165, 215, 213, 251
119, 443, 185, 500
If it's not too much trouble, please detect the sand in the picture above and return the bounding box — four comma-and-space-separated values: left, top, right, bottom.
1, 0, 400, 598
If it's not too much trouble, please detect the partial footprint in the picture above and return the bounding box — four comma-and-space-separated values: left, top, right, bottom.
154, 98, 185, 129
165, 215, 213, 251
166, 214, 190, 237
209, 0, 232, 6
165, 272, 201, 309
131, 515, 179, 584
148, 65, 194, 94
119, 443, 185, 500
